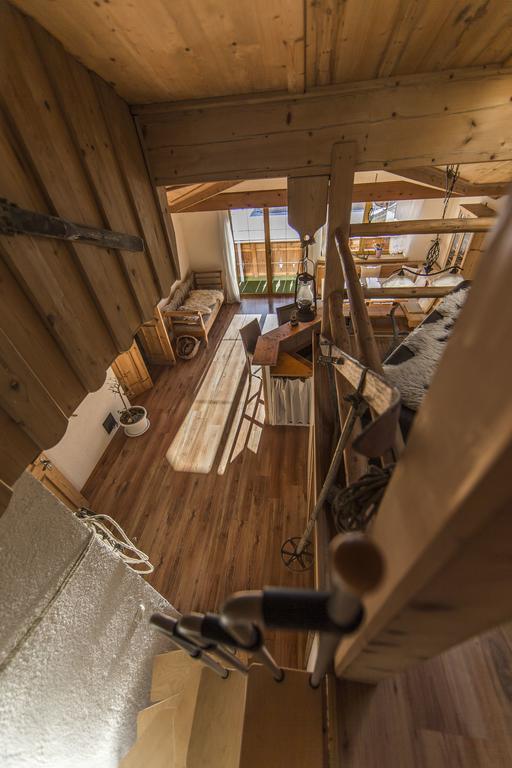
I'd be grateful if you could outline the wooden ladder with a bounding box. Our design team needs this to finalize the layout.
[120,649,324,768]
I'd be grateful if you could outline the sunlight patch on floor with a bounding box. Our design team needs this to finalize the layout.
[166,314,262,474]
[217,314,277,474]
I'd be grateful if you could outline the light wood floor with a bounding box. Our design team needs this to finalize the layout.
[84,297,312,668]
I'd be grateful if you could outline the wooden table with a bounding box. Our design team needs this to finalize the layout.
[253,312,322,367]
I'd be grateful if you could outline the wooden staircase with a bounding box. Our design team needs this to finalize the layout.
[121,649,324,768]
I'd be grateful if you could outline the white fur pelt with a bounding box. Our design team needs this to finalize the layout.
[383,287,469,410]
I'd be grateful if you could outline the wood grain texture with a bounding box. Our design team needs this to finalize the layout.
[137,67,512,184]
[169,180,470,213]
[322,142,355,338]
[351,216,495,237]
[335,195,512,682]
[306,0,512,88]
[336,622,512,768]
[287,175,329,241]
[0,2,176,491]
[84,298,313,669]
[11,0,512,102]
[238,666,323,768]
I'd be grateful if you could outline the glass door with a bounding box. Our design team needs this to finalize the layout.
[229,205,302,296]
[268,206,301,295]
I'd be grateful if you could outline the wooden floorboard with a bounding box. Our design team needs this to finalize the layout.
[84,297,312,668]
[336,621,512,767]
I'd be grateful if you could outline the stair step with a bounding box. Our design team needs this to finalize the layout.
[238,666,323,768]
[137,696,180,738]
[124,658,324,767]
[151,650,200,703]
[187,667,248,768]
[121,709,175,768]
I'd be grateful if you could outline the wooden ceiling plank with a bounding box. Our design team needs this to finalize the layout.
[280,0,305,93]
[377,0,426,78]
[137,67,512,185]
[11,0,512,103]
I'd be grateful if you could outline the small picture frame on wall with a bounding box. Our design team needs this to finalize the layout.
[102,412,118,435]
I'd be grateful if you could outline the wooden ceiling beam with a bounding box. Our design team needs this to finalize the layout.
[135,67,512,186]
[170,179,499,214]
[351,217,494,237]
[395,166,509,197]
[166,181,237,212]
[178,188,288,212]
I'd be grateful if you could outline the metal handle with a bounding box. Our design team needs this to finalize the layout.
[178,613,250,675]
[221,595,285,682]
[150,613,229,679]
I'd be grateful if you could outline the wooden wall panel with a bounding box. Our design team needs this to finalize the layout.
[0,1,177,503]
[0,479,13,517]
[0,409,40,488]
[31,25,157,320]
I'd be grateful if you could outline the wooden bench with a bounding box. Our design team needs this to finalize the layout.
[161,270,224,347]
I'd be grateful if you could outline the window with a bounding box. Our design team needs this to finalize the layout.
[349,201,397,257]
[230,207,301,295]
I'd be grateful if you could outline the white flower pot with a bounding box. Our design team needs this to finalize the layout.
[120,407,150,437]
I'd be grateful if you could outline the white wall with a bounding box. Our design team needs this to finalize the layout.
[172,210,225,273]
[171,212,191,279]
[46,368,129,491]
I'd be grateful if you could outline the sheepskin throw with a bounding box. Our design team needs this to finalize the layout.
[179,288,224,315]
[383,283,470,411]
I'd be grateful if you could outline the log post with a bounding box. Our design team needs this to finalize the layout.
[334,199,512,683]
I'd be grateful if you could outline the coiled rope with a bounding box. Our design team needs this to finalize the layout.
[76,508,154,574]
[330,464,395,533]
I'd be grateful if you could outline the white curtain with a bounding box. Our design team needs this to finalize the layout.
[310,223,327,264]
[219,211,240,303]
[270,378,311,426]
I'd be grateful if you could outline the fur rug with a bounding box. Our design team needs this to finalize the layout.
[383,284,470,411]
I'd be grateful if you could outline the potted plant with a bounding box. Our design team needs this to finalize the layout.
[108,378,150,437]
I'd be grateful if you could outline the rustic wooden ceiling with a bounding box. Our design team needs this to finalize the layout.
[11,0,512,104]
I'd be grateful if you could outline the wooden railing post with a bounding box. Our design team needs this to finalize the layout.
[334,197,512,683]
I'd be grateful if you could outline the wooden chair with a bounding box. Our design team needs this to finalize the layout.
[276,302,297,326]
[240,319,262,379]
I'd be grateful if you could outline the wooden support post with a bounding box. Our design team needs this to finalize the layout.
[334,198,512,683]
[262,207,273,294]
[335,231,382,373]
[322,143,356,340]
[321,144,361,484]
[312,331,334,590]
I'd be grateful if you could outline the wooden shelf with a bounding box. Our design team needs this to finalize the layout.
[270,351,313,378]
